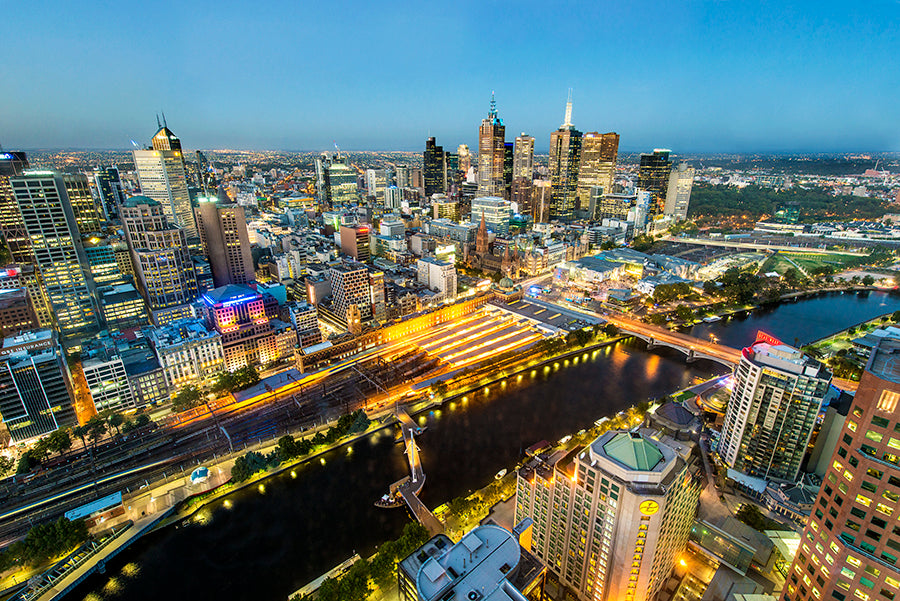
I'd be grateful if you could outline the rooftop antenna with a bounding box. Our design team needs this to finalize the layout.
[161,111,168,128]
[563,88,573,128]
[156,114,162,129]
[490,90,496,116]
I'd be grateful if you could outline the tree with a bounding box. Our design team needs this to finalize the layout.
[107,413,125,436]
[600,240,616,250]
[172,385,202,412]
[16,451,39,474]
[135,413,152,428]
[72,425,89,449]
[86,415,107,446]
[603,323,620,337]
[0,455,14,477]
[862,275,875,287]
[675,305,693,321]
[46,429,72,455]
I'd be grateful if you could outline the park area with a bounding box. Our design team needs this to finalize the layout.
[760,251,864,276]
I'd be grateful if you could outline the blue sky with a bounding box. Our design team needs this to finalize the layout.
[1,1,898,152]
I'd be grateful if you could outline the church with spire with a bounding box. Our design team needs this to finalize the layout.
[468,209,520,277]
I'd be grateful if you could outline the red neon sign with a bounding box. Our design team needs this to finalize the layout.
[755,330,783,346]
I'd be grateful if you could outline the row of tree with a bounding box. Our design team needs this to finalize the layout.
[230,410,371,483]
[171,366,262,414]
[291,522,430,601]
[0,517,89,571]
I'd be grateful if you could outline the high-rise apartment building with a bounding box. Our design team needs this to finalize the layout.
[10,171,100,339]
[133,148,197,238]
[719,333,832,482]
[394,165,411,190]
[477,94,506,198]
[319,154,360,205]
[120,196,198,323]
[0,329,75,443]
[365,168,388,202]
[513,133,535,181]
[93,166,125,221]
[781,336,900,601]
[515,428,702,601]
[195,198,254,287]
[424,137,447,198]
[417,257,457,300]
[0,151,32,263]
[577,132,619,216]
[638,150,672,218]
[384,186,402,210]
[326,263,372,323]
[664,163,695,221]
[549,96,583,222]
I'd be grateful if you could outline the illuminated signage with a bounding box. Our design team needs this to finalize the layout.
[755,331,783,346]
[0,153,14,161]
[639,500,659,515]
[0,268,20,278]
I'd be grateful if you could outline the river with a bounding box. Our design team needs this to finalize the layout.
[73,290,900,601]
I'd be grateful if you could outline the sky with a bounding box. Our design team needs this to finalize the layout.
[1,0,899,153]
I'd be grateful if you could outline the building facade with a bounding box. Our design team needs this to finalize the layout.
[195,198,255,287]
[638,150,672,218]
[781,336,900,601]
[0,151,32,264]
[472,196,512,237]
[577,132,619,216]
[549,98,583,222]
[149,318,225,390]
[664,163,695,221]
[478,94,507,198]
[133,148,197,238]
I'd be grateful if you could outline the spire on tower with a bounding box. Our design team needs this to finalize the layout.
[489,91,496,117]
[563,88,573,128]
[161,111,168,128]
[156,114,161,129]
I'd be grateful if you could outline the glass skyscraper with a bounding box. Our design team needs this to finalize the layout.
[549,97,582,222]
[477,94,506,198]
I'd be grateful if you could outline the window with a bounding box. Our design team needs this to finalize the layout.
[872,416,890,428]
[858,495,873,507]
[878,391,900,412]
[867,431,885,443]
[868,468,885,479]
[863,481,879,493]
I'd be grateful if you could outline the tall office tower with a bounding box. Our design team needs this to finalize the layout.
[577,132,619,215]
[781,336,900,601]
[365,168,388,202]
[395,165,411,190]
[0,288,38,338]
[664,163,695,221]
[63,174,102,235]
[0,265,53,328]
[326,263,372,322]
[195,198,254,287]
[424,137,447,198]
[457,144,471,175]
[477,93,506,198]
[719,332,832,482]
[339,224,371,262]
[503,141,515,199]
[9,172,100,339]
[0,152,31,264]
[93,166,125,221]
[121,196,198,324]
[638,150,672,218]
[472,196,512,237]
[512,134,536,211]
[133,148,197,238]
[151,118,182,152]
[0,329,75,443]
[384,186,402,210]
[325,155,360,205]
[515,428,702,601]
[549,94,583,222]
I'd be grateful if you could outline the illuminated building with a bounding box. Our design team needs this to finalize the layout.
[664,163,694,221]
[201,284,295,370]
[326,263,372,323]
[432,196,459,221]
[577,132,619,215]
[515,429,702,601]
[478,93,507,198]
[120,196,198,324]
[98,284,150,331]
[424,137,447,198]
[417,257,457,301]
[384,185,402,210]
[316,153,359,206]
[288,302,322,348]
[339,225,371,262]
[504,141,514,198]
[93,166,125,221]
[0,265,52,328]
[151,122,182,152]
[0,329,75,443]
[148,318,225,389]
[81,339,134,412]
[549,95,583,222]
[397,523,545,601]
[780,336,900,601]
[457,144,471,176]
[9,171,100,339]
[365,168,388,202]
[638,150,672,218]
[195,198,254,287]
[0,151,32,263]
[133,148,197,238]
[84,236,132,287]
[472,196,512,237]
[512,134,535,212]
[719,333,832,482]
[0,288,37,337]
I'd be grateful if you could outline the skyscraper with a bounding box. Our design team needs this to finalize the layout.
[719,332,832,482]
[577,132,619,217]
[664,163,695,221]
[780,335,900,601]
[423,137,447,198]
[0,151,32,264]
[456,144,471,176]
[549,94,582,222]
[503,141,514,199]
[477,93,506,198]
[316,153,359,205]
[93,166,125,221]
[515,427,702,601]
[638,150,672,218]
[512,135,536,211]
[133,148,197,238]
[10,171,100,339]
[121,196,198,324]
[195,198,255,287]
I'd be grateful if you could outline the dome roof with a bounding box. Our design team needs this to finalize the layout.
[498,276,514,290]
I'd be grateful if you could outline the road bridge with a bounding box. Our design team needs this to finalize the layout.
[607,315,742,367]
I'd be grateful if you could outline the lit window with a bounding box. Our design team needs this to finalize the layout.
[878,391,900,413]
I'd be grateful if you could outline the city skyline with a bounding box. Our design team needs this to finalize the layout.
[2,1,899,153]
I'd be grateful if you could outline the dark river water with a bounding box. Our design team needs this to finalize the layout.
[74,290,900,601]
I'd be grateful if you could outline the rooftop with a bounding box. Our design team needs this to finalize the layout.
[121,195,159,207]
[601,431,664,471]
[868,336,900,383]
[202,284,259,306]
